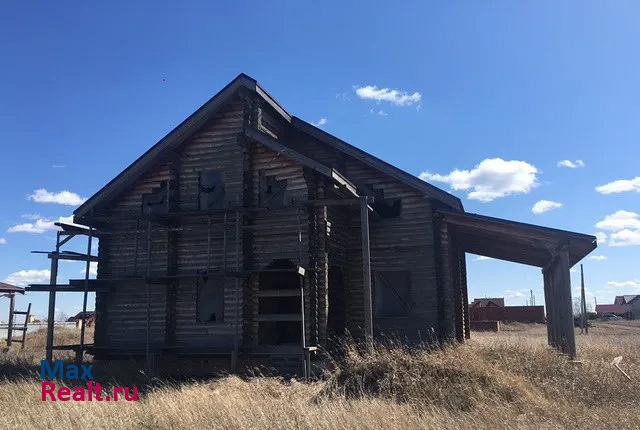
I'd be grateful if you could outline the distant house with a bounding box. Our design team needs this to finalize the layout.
[470,298,505,308]
[596,295,640,319]
[469,297,545,324]
[67,311,97,328]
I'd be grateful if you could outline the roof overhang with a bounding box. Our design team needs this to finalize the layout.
[75,74,287,220]
[291,117,463,210]
[438,209,597,268]
[0,282,25,295]
[244,128,358,197]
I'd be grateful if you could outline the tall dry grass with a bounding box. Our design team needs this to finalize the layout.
[0,323,638,429]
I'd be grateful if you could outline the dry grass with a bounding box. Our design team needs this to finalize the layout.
[0,323,638,429]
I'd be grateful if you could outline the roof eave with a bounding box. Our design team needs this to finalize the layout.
[74,74,266,220]
[290,117,463,210]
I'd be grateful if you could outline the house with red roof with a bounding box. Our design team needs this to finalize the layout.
[596,295,640,319]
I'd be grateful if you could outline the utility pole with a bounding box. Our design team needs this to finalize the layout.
[530,289,535,307]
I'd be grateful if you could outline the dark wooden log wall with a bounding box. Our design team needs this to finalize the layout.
[171,99,245,348]
[243,141,312,346]
[325,202,352,343]
[92,91,452,353]
[286,133,441,342]
[96,98,246,350]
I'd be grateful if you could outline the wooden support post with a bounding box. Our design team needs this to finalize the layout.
[78,228,93,364]
[437,221,455,343]
[46,232,61,363]
[542,267,555,347]
[232,207,241,371]
[6,293,15,347]
[20,303,31,349]
[558,248,576,358]
[145,216,152,372]
[360,196,373,344]
[300,275,308,379]
[580,264,588,335]
[460,253,471,340]
[297,208,309,379]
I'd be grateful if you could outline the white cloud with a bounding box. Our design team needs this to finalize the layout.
[21,213,42,220]
[607,280,640,289]
[51,164,66,169]
[474,256,493,261]
[587,255,607,261]
[0,238,6,245]
[3,269,50,287]
[7,215,73,234]
[595,211,640,247]
[594,231,608,245]
[595,210,640,231]
[609,229,640,247]
[355,85,422,107]
[28,189,87,206]
[313,118,328,127]
[532,200,563,214]
[595,177,640,194]
[369,108,388,117]
[420,158,539,202]
[557,159,585,169]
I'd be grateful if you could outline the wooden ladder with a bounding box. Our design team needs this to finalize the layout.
[7,303,31,349]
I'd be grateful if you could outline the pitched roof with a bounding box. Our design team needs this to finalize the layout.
[291,118,462,209]
[616,295,640,304]
[470,298,505,308]
[67,311,96,322]
[0,282,24,294]
[74,73,462,219]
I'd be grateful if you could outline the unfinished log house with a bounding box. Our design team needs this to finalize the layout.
[30,74,597,372]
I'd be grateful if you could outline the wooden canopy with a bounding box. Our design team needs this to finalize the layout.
[438,210,597,268]
[438,209,597,358]
[0,282,24,295]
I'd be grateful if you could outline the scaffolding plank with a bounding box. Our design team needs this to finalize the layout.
[27,284,107,293]
[257,314,302,322]
[51,344,94,351]
[54,222,92,236]
[257,289,301,297]
[31,251,99,263]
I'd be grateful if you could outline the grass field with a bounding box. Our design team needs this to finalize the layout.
[0,322,638,429]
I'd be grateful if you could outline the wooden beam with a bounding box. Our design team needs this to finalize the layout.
[78,229,94,365]
[257,314,302,322]
[360,196,373,343]
[45,232,61,363]
[6,293,15,347]
[580,264,588,335]
[542,267,555,347]
[556,247,576,358]
[257,289,301,297]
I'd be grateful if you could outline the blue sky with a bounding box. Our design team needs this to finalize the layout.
[1,1,639,320]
